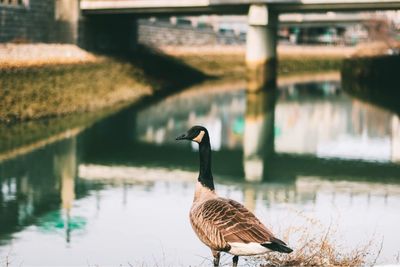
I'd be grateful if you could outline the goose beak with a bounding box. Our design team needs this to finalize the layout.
[176,133,188,141]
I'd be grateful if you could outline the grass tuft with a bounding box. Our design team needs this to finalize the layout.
[254,215,381,267]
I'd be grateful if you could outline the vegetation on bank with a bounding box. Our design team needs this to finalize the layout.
[174,53,343,78]
[0,61,150,123]
[0,45,206,124]
[162,45,347,78]
[175,54,334,79]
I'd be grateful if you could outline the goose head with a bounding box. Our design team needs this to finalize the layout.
[176,125,209,144]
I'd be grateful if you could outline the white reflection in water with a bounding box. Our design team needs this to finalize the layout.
[275,98,398,162]
[136,79,400,163]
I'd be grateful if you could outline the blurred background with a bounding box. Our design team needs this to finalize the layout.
[1,0,400,266]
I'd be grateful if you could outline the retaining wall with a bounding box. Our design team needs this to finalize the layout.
[138,21,245,46]
[0,0,78,43]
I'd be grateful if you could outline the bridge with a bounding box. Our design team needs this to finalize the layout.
[80,0,400,14]
[280,12,377,27]
[78,0,400,91]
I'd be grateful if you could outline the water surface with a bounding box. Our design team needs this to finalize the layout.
[1,74,400,266]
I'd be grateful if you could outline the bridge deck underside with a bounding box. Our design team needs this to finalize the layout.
[81,1,400,15]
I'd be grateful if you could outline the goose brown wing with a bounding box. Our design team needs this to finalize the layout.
[190,202,231,251]
[195,198,275,245]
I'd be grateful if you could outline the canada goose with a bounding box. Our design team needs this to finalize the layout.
[176,125,293,267]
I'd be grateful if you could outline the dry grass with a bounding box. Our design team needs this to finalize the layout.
[252,214,381,267]
[0,61,151,123]
[0,45,206,124]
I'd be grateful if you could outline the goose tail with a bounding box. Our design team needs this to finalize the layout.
[261,237,293,253]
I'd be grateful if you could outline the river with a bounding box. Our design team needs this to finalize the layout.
[0,73,399,266]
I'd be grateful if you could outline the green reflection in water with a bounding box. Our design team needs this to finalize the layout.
[37,211,86,232]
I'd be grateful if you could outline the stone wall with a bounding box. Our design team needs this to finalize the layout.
[138,20,245,46]
[0,0,79,43]
[0,5,244,47]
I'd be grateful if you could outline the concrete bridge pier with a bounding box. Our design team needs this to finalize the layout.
[53,137,77,243]
[54,0,80,44]
[246,5,278,92]
[80,15,138,53]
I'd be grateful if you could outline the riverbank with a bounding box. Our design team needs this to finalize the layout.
[162,44,354,77]
[0,43,207,157]
[0,44,206,124]
[0,44,351,124]
[0,61,150,123]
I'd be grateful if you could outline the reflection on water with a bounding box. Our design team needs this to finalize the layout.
[0,138,88,246]
[136,77,400,183]
[276,85,399,162]
[243,90,275,181]
[137,79,400,164]
[1,75,400,265]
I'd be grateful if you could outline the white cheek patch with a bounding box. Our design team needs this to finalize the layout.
[192,130,205,143]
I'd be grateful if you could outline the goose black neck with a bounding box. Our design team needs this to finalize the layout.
[198,138,214,191]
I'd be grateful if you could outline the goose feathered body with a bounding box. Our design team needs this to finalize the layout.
[190,182,291,256]
[176,126,292,266]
